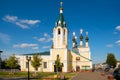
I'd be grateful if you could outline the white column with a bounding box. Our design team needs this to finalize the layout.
[86,42,89,47]
[80,41,83,46]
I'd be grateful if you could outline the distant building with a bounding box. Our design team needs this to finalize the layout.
[94,61,120,70]
[16,2,92,72]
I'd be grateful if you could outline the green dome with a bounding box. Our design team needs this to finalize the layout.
[80,35,83,41]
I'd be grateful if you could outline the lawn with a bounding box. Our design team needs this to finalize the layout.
[0,71,76,80]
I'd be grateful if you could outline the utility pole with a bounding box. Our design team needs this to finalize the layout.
[26,56,31,80]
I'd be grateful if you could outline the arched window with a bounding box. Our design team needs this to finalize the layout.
[58,28,61,35]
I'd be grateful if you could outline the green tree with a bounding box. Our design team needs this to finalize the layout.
[106,53,117,68]
[55,55,63,73]
[31,53,42,75]
[5,54,19,73]
[1,60,6,69]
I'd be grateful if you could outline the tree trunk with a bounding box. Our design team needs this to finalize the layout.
[57,67,58,74]
[34,70,37,76]
[34,68,38,76]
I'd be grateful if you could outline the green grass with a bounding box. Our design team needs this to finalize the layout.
[0,71,9,77]
[0,71,76,80]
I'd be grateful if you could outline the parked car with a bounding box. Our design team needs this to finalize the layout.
[104,64,111,72]
[113,64,120,80]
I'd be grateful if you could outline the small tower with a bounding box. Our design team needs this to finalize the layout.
[85,32,89,47]
[72,32,77,48]
[53,2,68,48]
[79,29,83,46]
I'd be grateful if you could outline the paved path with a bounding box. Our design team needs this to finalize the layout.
[71,72,108,80]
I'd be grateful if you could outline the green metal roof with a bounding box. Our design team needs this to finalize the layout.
[56,13,66,28]
[86,36,89,42]
[58,13,64,23]
[22,51,50,56]
[56,4,67,28]
[80,34,83,41]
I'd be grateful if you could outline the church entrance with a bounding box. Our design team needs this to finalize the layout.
[76,66,80,72]
[54,65,62,72]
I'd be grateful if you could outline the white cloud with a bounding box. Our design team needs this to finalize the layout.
[3,15,40,29]
[13,43,38,48]
[3,15,18,22]
[32,47,39,50]
[43,33,52,42]
[116,26,120,31]
[0,32,11,44]
[115,40,120,46]
[42,46,51,49]
[16,22,29,29]
[106,44,113,48]
[38,38,46,42]
[38,33,52,42]
[44,33,48,37]
[20,20,40,25]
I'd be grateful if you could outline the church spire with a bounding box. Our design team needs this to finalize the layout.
[85,32,89,47]
[85,32,89,42]
[80,29,83,46]
[72,32,77,48]
[56,2,66,27]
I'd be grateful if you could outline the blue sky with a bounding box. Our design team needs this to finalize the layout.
[0,0,120,63]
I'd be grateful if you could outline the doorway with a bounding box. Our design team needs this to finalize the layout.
[54,65,62,72]
[76,66,80,72]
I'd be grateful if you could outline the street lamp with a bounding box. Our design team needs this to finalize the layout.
[26,56,31,80]
[0,51,3,69]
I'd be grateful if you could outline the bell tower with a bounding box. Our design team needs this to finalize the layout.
[50,2,69,72]
[53,2,68,48]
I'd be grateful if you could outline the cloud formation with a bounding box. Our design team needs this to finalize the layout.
[20,20,40,25]
[32,47,39,50]
[3,15,40,29]
[42,46,51,49]
[38,33,52,42]
[115,40,120,46]
[38,38,46,42]
[0,32,11,44]
[13,43,38,49]
[116,26,120,31]
[16,22,28,29]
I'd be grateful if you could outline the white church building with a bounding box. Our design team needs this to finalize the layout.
[16,2,92,72]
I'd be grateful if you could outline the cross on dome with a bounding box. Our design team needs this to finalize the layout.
[86,32,88,36]
[75,36,77,39]
[80,29,83,34]
[73,32,75,36]
[60,2,63,7]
